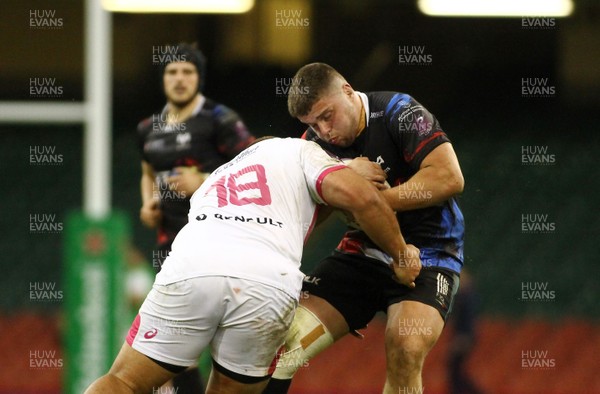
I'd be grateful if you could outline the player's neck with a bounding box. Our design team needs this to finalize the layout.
[355,95,366,137]
[167,94,202,123]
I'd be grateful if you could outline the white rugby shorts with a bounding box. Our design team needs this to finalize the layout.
[126,276,297,378]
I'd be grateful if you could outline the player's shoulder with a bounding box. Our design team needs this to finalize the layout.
[199,97,238,120]
[366,91,414,114]
[136,112,159,136]
[264,137,319,154]
[265,136,307,149]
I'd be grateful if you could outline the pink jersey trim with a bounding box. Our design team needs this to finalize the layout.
[316,165,346,204]
[126,314,141,346]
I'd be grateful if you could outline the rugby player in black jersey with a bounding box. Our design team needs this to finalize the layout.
[137,43,255,393]
[264,63,465,394]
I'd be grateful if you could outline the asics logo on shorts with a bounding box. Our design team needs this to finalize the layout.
[144,328,158,339]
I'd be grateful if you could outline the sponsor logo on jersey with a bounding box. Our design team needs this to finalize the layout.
[196,213,284,228]
[398,106,434,136]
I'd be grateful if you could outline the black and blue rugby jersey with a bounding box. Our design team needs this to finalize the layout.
[304,91,464,272]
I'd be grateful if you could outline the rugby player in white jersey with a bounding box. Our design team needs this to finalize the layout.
[85,137,420,394]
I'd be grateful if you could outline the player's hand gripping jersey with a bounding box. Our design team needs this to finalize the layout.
[155,138,345,298]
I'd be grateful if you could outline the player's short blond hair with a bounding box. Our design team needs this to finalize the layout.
[287,63,345,118]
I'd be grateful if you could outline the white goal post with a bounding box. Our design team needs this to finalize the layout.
[0,0,112,219]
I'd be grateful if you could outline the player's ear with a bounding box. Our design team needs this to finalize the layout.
[342,83,354,96]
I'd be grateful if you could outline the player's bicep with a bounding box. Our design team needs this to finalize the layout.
[319,168,372,210]
[300,141,345,204]
[420,142,464,191]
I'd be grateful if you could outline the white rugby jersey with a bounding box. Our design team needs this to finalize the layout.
[155,138,346,298]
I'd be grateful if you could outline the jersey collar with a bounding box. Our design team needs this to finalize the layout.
[356,91,370,128]
[161,94,206,119]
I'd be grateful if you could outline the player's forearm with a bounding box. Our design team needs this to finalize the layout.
[383,166,463,211]
[321,168,407,258]
[352,195,407,260]
[140,173,156,204]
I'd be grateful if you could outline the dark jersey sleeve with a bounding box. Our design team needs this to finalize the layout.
[136,116,154,162]
[212,104,255,159]
[385,94,450,171]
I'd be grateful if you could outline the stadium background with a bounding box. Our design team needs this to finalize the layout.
[1,0,599,393]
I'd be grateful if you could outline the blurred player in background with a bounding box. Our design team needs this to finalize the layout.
[137,43,255,393]
[447,269,484,394]
[85,136,421,394]
[264,63,465,394]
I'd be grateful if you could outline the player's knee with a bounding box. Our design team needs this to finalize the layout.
[387,319,439,351]
[385,334,431,372]
[271,305,334,380]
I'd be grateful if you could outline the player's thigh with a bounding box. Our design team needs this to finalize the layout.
[211,277,297,379]
[385,268,460,358]
[128,278,223,370]
[386,300,444,355]
[107,342,177,392]
[301,252,383,334]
